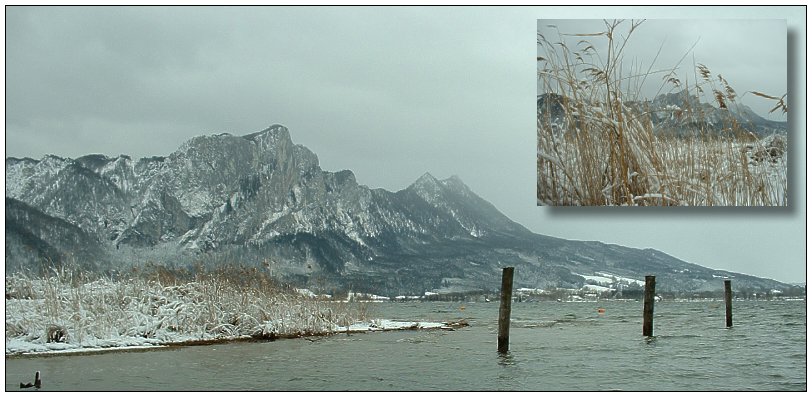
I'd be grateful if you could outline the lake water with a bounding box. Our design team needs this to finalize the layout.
[5,300,806,391]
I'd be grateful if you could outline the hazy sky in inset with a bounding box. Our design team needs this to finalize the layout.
[537,18,788,121]
[4,6,806,283]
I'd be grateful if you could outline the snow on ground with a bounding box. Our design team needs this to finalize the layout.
[581,284,615,293]
[5,274,465,357]
[578,272,644,287]
[346,320,451,332]
[346,291,390,302]
[517,288,545,295]
[5,339,170,356]
[578,274,614,285]
[6,319,458,357]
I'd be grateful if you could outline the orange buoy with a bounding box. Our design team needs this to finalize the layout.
[597,308,606,314]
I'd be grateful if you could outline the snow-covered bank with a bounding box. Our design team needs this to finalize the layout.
[6,319,468,357]
[5,271,468,357]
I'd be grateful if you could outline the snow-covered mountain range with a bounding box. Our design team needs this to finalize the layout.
[538,90,788,138]
[6,125,789,295]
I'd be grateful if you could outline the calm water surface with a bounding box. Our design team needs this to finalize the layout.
[5,300,806,391]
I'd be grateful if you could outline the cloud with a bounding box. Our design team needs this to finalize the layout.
[4,6,804,283]
[537,19,787,120]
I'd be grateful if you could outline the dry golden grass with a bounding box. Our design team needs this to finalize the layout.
[537,20,787,206]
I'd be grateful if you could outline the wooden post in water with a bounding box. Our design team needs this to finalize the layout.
[643,275,656,337]
[724,280,733,327]
[497,267,514,354]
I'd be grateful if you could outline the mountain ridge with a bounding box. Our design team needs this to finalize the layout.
[538,90,788,138]
[5,125,791,295]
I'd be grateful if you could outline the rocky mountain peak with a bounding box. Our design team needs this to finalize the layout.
[651,89,702,108]
[406,173,473,201]
[413,171,439,185]
[406,172,447,204]
[242,123,290,141]
[441,174,469,191]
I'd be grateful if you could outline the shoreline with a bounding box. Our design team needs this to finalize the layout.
[5,319,469,359]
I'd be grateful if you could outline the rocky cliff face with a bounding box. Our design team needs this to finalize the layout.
[6,125,789,294]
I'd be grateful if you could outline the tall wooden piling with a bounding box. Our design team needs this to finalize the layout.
[643,275,656,337]
[497,267,514,353]
[724,280,733,327]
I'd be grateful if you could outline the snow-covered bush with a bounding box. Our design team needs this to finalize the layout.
[5,266,372,354]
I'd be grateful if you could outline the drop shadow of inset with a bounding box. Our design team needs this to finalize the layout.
[786,26,800,210]
[546,200,796,217]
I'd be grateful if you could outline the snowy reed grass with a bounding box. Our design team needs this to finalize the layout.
[537,19,787,206]
[5,264,371,350]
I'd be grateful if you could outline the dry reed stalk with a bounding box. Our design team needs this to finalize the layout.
[5,264,372,348]
[537,20,786,206]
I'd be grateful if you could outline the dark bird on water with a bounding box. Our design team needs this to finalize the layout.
[19,371,41,389]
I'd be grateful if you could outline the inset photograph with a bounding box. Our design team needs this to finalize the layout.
[537,19,787,206]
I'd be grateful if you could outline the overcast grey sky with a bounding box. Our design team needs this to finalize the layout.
[4,6,806,283]
[537,19,788,121]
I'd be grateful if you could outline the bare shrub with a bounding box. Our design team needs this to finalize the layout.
[5,264,372,350]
